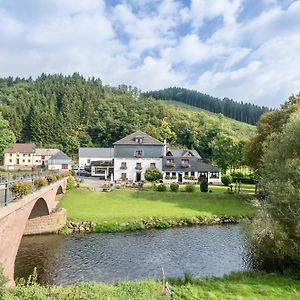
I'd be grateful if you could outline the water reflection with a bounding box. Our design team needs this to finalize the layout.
[15,225,249,285]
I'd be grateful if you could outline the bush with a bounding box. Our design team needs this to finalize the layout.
[46,175,57,183]
[156,184,167,192]
[55,174,62,180]
[10,181,32,196]
[200,179,208,192]
[34,178,47,188]
[145,167,163,182]
[170,182,179,192]
[221,175,233,186]
[185,184,196,193]
[66,176,75,190]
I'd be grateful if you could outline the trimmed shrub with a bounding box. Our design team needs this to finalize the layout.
[221,175,233,186]
[46,175,57,183]
[10,181,32,196]
[185,184,196,193]
[200,179,208,192]
[156,184,167,192]
[170,182,179,192]
[34,177,47,188]
[145,167,163,182]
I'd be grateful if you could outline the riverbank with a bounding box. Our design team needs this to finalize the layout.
[58,187,256,233]
[3,272,300,299]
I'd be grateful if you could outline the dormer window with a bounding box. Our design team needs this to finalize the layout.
[181,159,190,168]
[134,137,143,144]
[165,159,175,167]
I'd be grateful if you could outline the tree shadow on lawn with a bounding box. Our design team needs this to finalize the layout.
[126,189,254,217]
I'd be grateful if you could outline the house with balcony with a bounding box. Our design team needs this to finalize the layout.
[113,131,164,182]
[78,131,221,183]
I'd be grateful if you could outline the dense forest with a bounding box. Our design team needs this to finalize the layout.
[0,73,255,169]
[144,87,269,125]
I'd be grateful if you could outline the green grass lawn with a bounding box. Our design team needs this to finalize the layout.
[5,272,300,299]
[59,186,256,223]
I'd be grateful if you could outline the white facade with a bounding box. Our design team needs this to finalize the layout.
[4,152,34,170]
[114,158,162,182]
[163,170,221,184]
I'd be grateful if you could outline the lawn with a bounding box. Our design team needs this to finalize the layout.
[59,186,256,223]
[4,272,300,299]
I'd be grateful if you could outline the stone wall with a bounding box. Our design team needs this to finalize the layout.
[24,208,66,235]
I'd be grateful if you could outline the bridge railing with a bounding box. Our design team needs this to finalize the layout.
[0,171,67,207]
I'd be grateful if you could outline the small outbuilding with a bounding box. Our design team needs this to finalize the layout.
[48,151,72,171]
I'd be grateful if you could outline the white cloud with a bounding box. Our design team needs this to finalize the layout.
[0,0,299,107]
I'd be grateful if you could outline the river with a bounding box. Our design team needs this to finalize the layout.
[15,225,250,285]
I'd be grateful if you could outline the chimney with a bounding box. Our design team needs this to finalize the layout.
[163,139,167,156]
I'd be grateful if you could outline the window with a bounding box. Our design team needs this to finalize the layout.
[121,173,127,179]
[136,162,142,170]
[166,172,170,176]
[185,172,189,176]
[172,172,177,177]
[120,162,127,169]
[41,155,45,160]
[23,153,26,157]
[22,159,25,163]
[28,159,31,163]
[87,159,91,164]
[210,172,219,178]
[150,162,156,168]
[135,137,143,143]
[166,159,175,167]
[9,153,12,157]
[181,159,189,168]
[9,159,12,163]
[135,150,143,158]
[191,171,195,176]
[36,160,39,163]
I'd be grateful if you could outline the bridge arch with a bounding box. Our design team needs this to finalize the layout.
[56,185,64,196]
[28,198,49,219]
[0,178,68,286]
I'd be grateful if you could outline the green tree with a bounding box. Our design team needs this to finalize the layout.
[209,133,241,172]
[247,108,300,272]
[0,112,15,156]
[61,136,80,155]
[144,167,163,182]
[245,97,300,170]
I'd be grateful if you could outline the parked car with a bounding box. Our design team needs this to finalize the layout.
[76,170,91,177]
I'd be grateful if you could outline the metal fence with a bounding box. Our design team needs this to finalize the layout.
[0,171,60,207]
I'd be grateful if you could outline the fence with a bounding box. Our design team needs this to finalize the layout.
[0,171,60,207]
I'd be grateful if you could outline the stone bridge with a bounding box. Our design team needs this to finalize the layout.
[0,178,67,286]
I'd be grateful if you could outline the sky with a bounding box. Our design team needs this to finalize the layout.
[0,0,299,107]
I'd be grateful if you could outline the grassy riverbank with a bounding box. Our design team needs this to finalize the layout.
[3,272,300,299]
[58,186,256,232]
[59,187,255,222]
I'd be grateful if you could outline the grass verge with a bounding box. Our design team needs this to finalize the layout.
[3,272,300,300]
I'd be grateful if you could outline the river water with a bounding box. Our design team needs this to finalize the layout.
[15,225,250,285]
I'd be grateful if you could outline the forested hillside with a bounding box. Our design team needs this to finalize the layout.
[0,74,255,168]
[144,87,269,125]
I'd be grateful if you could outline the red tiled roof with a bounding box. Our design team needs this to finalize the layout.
[4,143,36,154]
